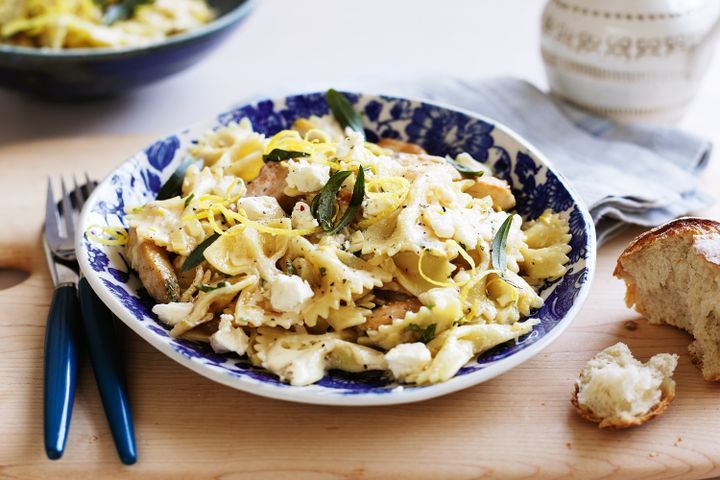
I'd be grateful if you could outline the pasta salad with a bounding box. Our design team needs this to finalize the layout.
[93,91,572,386]
[0,0,214,49]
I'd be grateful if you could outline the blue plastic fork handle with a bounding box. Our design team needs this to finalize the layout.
[44,283,80,461]
[78,277,137,466]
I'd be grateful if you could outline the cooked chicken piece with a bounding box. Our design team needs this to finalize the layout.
[359,297,422,332]
[245,162,296,211]
[378,138,427,155]
[465,176,516,210]
[126,228,180,304]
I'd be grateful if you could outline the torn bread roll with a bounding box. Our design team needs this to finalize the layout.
[614,217,720,381]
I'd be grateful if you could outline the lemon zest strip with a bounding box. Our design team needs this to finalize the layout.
[85,225,128,246]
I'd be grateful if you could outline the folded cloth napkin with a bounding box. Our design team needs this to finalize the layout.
[370,77,714,244]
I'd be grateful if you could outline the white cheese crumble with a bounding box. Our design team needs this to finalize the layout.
[266,343,327,386]
[285,159,330,193]
[269,274,314,313]
[210,314,250,356]
[385,343,432,381]
[291,201,319,230]
[237,196,285,220]
[152,302,193,326]
[421,201,495,250]
[419,287,460,310]
[335,128,366,163]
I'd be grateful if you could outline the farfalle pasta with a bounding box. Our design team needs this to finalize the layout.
[121,106,572,387]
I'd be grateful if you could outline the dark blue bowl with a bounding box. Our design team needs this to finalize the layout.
[0,0,256,99]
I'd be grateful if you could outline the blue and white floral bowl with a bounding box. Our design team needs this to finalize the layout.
[77,92,596,406]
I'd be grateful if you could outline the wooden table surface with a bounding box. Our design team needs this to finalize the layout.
[1,135,719,480]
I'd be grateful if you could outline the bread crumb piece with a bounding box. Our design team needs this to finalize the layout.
[674,437,683,446]
[572,343,678,428]
[649,451,658,457]
[624,320,638,331]
[565,442,572,449]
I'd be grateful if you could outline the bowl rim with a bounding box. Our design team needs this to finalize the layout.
[76,90,597,406]
[0,0,257,59]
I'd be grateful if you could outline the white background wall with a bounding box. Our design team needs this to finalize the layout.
[0,0,718,145]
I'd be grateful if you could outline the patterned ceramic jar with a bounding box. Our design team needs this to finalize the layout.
[541,0,720,123]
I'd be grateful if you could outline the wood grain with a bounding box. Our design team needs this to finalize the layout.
[0,136,719,480]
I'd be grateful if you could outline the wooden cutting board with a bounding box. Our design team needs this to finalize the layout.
[1,135,719,480]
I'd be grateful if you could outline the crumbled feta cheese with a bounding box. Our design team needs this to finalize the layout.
[266,343,327,386]
[269,274,314,313]
[210,314,250,356]
[291,202,319,230]
[421,200,494,250]
[152,302,193,326]
[237,196,285,220]
[419,287,461,311]
[335,128,366,163]
[385,343,432,381]
[285,160,330,193]
[365,154,404,177]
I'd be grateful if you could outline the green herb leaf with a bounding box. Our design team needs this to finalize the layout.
[285,259,297,276]
[183,193,195,208]
[157,157,199,200]
[326,89,364,137]
[263,149,310,162]
[197,281,228,293]
[319,267,327,277]
[406,323,437,343]
[420,323,437,343]
[445,155,485,178]
[312,170,352,231]
[181,233,220,272]
[328,167,365,235]
[491,216,514,273]
[103,0,153,25]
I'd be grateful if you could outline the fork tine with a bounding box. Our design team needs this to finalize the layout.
[72,175,85,208]
[85,172,96,195]
[60,177,74,239]
[45,178,61,242]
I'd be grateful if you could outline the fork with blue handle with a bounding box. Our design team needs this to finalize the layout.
[44,175,136,465]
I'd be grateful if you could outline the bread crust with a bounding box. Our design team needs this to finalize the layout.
[613,217,720,278]
[613,217,720,382]
[688,344,720,382]
[571,377,676,429]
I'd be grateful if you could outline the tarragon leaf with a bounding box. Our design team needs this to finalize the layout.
[103,0,153,25]
[157,157,199,200]
[491,215,514,274]
[328,167,364,235]
[326,89,364,137]
[445,155,485,178]
[181,233,220,272]
[263,149,310,162]
[311,170,352,231]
